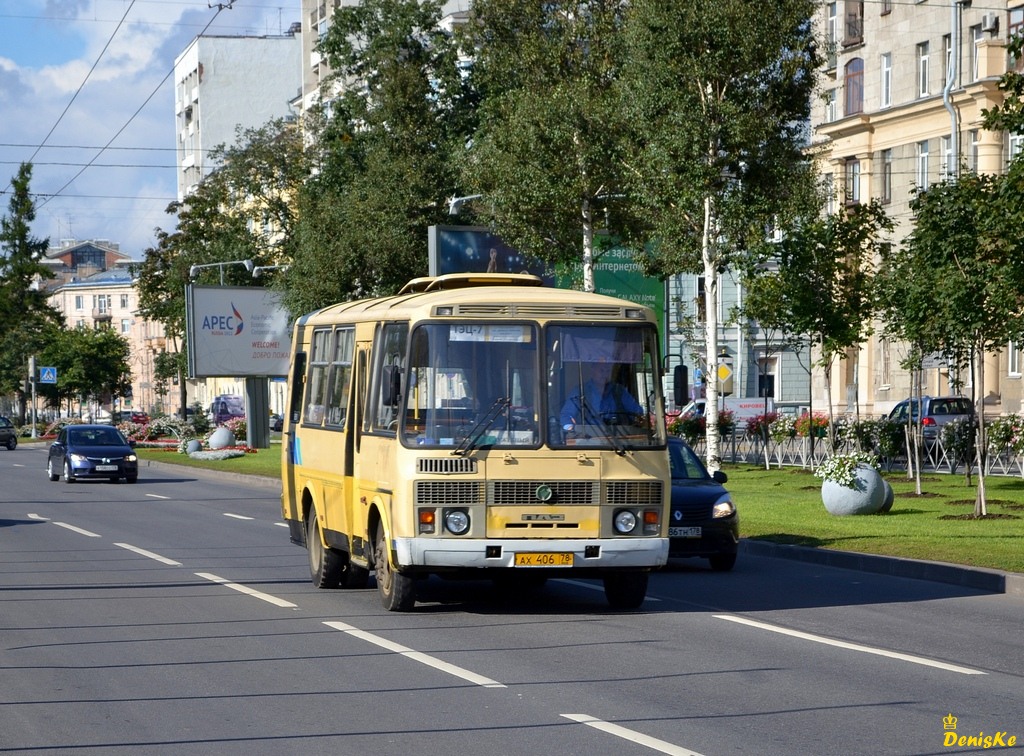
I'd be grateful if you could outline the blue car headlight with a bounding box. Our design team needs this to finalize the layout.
[70,453,88,464]
[126,454,138,463]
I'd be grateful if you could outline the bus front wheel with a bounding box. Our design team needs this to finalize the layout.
[374,522,415,612]
[603,571,649,610]
[307,509,344,589]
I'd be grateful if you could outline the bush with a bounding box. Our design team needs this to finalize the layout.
[746,412,778,439]
[941,417,977,474]
[814,450,880,488]
[768,413,796,442]
[795,412,828,438]
[669,408,734,443]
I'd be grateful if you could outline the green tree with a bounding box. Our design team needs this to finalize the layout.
[770,201,892,434]
[37,326,133,416]
[286,0,469,315]
[876,174,1021,516]
[619,0,821,471]
[0,163,62,423]
[457,0,641,291]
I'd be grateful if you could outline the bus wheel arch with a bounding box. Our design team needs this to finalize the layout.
[370,513,416,612]
[602,570,649,610]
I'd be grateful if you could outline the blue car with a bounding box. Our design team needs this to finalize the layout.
[47,424,139,484]
[667,437,739,571]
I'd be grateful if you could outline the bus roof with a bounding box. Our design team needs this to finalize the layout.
[295,275,657,327]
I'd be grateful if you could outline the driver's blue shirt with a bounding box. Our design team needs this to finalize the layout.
[560,380,643,427]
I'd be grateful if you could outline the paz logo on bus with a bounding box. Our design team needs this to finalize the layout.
[200,303,245,336]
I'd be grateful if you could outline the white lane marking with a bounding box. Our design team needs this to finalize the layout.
[27,513,48,521]
[224,513,254,520]
[145,493,170,500]
[715,614,986,675]
[324,620,506,688]
[195,572,298,609]
[53,522,101,537]
[561,713,703,755]
[274,522,289,527]
[115,543,182,566]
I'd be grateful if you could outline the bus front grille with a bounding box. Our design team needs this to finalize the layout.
[417,457,478,474]
[490,480,598,505]
[606,481,663,506]
[415,481,484,505]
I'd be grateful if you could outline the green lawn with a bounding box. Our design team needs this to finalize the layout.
[136,447,1024,575]
[722,463,1024,574]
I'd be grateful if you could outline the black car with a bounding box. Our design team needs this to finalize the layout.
[0,416,17,450]
[270,413,284,432]
[47,424,139,484]
[667,436,739,571]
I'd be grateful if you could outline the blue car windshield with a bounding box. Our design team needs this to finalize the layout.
[69,429,124,446]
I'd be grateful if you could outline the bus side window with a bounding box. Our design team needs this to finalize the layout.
[372,323,408,432]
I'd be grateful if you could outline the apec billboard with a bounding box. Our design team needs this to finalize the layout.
[186,285,291,378]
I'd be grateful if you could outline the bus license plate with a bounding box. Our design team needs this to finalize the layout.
[514,552,573,567]
[669,526,701,538]
[95,465,118,472]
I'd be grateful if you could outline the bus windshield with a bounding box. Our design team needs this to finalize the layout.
[402,323,540,448]
[547,324,663,449]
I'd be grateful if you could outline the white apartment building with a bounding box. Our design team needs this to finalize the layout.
[811,0,1024,417]
[174,29,302,200]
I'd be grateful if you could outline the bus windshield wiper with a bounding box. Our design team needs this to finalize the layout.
[452,397,510,456]
[577,396,627,455]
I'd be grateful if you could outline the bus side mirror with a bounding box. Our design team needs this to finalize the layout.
[673,365,688,406]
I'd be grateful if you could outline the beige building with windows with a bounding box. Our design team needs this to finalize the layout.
[812,0,1024,416]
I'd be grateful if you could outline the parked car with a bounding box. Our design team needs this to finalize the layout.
[270,413,283,432]
[47,424,138,484]
[0,416,17,450]
[887,396,975,442]
[667,436,739,571]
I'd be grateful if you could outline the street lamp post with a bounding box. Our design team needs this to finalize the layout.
[188,259,255,284]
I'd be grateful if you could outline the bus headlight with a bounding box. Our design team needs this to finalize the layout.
[443,508,470,535]
[613,509,638,534]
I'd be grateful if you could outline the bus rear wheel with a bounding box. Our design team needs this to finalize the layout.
[374,522,415,612]
[603,571,649,610]
[307,509,344,589]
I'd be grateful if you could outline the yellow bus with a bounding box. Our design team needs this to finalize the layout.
[281,273,670,611]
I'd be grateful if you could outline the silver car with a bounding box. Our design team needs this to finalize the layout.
[888,396,975,442]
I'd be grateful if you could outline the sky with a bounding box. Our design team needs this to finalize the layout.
[0,0,300,260]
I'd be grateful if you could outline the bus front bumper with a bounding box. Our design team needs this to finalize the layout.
[394,537,669,570]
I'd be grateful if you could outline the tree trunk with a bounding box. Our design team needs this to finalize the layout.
[974,342,988,517]
[581,200,595,293]
[702,194,721,473]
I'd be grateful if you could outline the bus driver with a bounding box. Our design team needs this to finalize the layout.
[560,361,644,433]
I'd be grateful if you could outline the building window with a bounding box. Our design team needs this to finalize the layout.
[971,25,983,81]
[917,141,930,190]
[1011,133,1024,163]
[881,0,892,15]
[917,42,930,97]
[969,129,980,172]
[120,293,129,309]
[941,135,952,180]
[695,276,706,324]
[825,89,837,122]
[880,53,892,108]
[844,0,863,46]
[75,295,84,310]
[845,159,861,204]
[121,319,131,334]
[825,173,836,215]
[827,2,838,68]
[1009,342,1021,377]
[881,149,893,204]
[943,34,952,87]
[1011,9,1024,72]
[845,58,864,115]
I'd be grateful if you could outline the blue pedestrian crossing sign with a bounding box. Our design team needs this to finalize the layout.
[39,367,57,384]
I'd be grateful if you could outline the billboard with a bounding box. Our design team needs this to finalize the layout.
[428,225,556,284]
[186,285,292,378]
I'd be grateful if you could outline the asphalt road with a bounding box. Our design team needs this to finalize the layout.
[1,444,1022,755]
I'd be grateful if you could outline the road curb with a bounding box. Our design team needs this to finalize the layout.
[141,458,281,490]
[740,538,1024,597]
